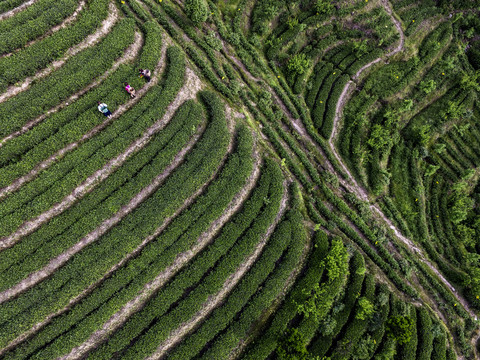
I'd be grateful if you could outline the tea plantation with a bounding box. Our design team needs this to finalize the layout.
[0,0,479,359]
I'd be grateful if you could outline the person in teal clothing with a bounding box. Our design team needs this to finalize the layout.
[97,101,112,118]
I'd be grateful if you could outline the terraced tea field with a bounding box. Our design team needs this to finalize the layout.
[0,0,479,359]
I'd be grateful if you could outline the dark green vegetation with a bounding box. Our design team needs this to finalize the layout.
[0,0,479,359]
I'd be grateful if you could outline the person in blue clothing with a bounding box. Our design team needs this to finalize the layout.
[97,101,112,118]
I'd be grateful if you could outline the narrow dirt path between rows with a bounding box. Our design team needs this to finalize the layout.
[0,8,122,147]
[0,66,202,303]
[0,30,150,201]
[228,215,312,360]
[327,0,477,320]
[0,2,119,105]
[148,178,289,360]
[0,64,197,254]
[0,0,39,21]
[59,131,261,360]
[0,0,86,60]
[0,102,218,357]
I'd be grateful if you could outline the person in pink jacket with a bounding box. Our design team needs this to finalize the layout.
[124,82,136,98]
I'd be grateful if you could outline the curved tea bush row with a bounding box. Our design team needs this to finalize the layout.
[0,0,32,13]
[431,334,447,360]
[0,17,135,139]
[6,116,251,360]
[416,307,434,360]
[86,157,281,360]
[305,62,333,109]
[0,0,79,55]
[168,206,306,360]
[0,21,162,187]
[366,284,391,355]
[396,304,418,360]
[137,20,162,70]
[0,0,74,34]
[311,69,339,129]
[320,73,350,138]
[0,99,199,293]
[88,154,280,360]
[0,0,110,90]
[0,44,183,242]
[329,274,375,360]
[308,252,366,357]
[0,90,231,348]
[346,48,383,76]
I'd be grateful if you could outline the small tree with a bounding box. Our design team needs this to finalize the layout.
[356,297,375,320]
[424,164,440,177]
[386,315,414,344]
[419,79,437,94]
[316,0,334,15]
[287,53,311,75]
[276,328,309,360]
[400,99,414,113]
[367,124,391,150]
[185,0,208,26]
[460,70,480,91]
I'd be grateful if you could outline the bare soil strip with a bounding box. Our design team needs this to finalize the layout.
[0,10,121,151]
[147,179,289,360]
[0,0,39,21]
[0,117,217,357]
[0,68,203,304]
[0,32,155,201]
[0,2,119,105]
[0,0,87,60]
[58,137,262,360]
[0,66,200,252]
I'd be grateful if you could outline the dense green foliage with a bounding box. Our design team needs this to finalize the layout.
[0,0,478,358]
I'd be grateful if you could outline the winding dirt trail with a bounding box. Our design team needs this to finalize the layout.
[219,0,477,320]
[0,30,149,201]
[0,0,39,21]
[58,136,262,360]
[146,179,288,360]
[327,0,477,319]
[0,2,119,105]
[0,0,86,60]
[0,67,204,303]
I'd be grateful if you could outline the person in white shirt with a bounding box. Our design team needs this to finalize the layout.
[139,68,151,82]
[97,101,112,118]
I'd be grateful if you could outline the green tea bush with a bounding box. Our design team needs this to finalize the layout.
[184,0,208,25]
